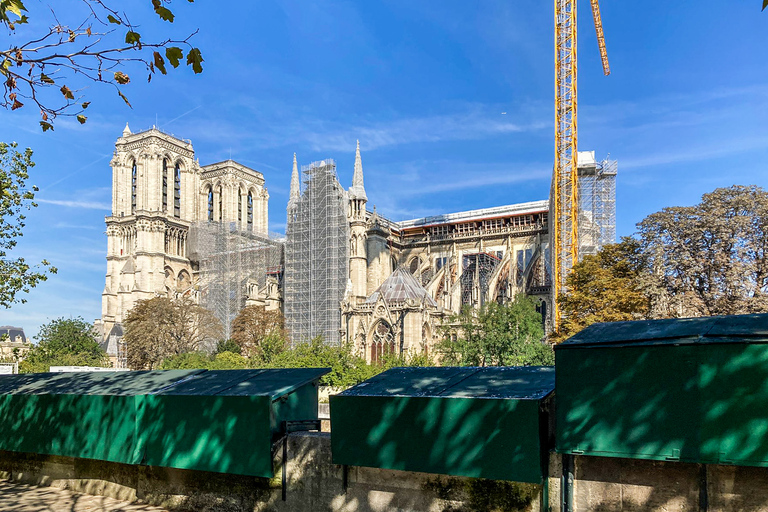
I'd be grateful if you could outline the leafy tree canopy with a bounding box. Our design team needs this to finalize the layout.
[123,296,223,370]
[0,142,56,307]
[230,305,287,360]
[439,296,553,367]
[556,185,768,342]
[553,237,650,342]
[1,0,203,129]
[638,185,768,318]
[20,316,108,372]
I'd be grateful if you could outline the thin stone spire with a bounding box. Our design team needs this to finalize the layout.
[349,139,367,201]
[122,122,131,137]
[289,152,300,205]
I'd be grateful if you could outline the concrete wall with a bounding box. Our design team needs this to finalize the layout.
[5,434,768,512]
[0,433,540,512]
[547,453,768,512]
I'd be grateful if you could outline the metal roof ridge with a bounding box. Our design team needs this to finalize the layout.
[434,367,484,396]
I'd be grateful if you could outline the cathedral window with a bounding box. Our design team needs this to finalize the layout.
[173,163,181,218]
[217,185,223,221]
[131,160,137,213]
[162,159,168,212]
[238,190,243,224]
[247,191,253,231]
[370,321,395,364]
[207,187,214,221]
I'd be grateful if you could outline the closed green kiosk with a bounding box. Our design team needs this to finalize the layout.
[331,366,554,483]
[556,313,768,466]
[0,370,203,464]
[0,368,329,477]
[139,368,329,477]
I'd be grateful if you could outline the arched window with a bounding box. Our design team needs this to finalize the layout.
[131,160,137,213]
[162,159,168,212]
[247,191,253,231]
[173,163,181,218]
[217,185,223,221]
[409,257,421,275]
[207,186,214,221]
[370,321,395,364]
[238,190,243,224]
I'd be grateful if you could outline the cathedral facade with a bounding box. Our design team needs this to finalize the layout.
[98,125,270,365]
[101,125,611,366]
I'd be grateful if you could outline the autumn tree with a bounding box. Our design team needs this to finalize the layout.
[552,238,651,342]
[20,317,108,372]
[230,305,287,361]
[1,0,203,129]
[438,295,553,367]
[638,185,768,318]
[123,296,223,370]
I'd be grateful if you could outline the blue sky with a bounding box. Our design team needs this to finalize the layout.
[1,1,765,338]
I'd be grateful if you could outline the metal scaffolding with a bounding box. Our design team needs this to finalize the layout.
[189,221,284,339]
[458,252,502,308]
[578,156,617,257]
[284,159,349,346]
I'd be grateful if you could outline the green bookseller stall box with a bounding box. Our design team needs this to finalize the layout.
[331,366,554,483]
[556,313,768,467]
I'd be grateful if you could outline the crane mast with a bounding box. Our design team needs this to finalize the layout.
[551,0,609,328]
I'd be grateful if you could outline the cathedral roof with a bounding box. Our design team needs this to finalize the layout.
[365,267,437,306]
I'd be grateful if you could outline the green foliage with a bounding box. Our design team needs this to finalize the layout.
[0,142,56,307]
[439,296,553,367]
[553,237,650,342]
[265,337,378,387]
[157,336,436,387]
[215,339,241,355]
[20,317,108,372]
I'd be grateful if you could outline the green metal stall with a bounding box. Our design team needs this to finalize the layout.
[139,368,328,477]
[0,368,328,477]
[330,366,554,483]
[556,312,768,467]
[0,370,203,464]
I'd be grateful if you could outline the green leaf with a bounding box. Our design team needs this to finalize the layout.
[125,31,141,46]
[154,6,174,22]
[39,121,53,132]
[40,72,54,84]
[107,14,121,25]
[153,51,167,74]
[165,46,183,68]
[186,47,203,74]
[4,0,26,17]
[59,85,74,100]
[763,0,767,11]
[76,114,87,124]
[117,89,132,108]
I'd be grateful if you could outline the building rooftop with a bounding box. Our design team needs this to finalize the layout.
[365,267,438,306]
[396,200,549,230]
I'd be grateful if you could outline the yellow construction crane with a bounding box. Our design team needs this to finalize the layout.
[551,0,610,327]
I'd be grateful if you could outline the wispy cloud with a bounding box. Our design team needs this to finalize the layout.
[621,136,768,170]
[37,199,111,210]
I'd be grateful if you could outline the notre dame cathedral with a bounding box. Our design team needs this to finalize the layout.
[99,124,615,366]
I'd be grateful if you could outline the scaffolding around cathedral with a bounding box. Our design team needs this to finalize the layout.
[578,156,617,257]
[284,159,349,346]
[189,222,284,340]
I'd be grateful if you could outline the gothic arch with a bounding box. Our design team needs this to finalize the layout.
[177,269,191,290]
[369,320,395,364]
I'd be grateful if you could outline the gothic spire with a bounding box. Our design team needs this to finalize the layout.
[289,152,300,205]
[349,140,367,201]
[122,122,131,137]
